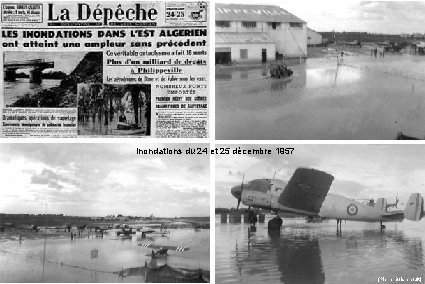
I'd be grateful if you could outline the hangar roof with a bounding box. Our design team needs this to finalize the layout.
[216,4,305,23]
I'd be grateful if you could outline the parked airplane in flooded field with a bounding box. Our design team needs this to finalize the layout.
[231,168,424,227]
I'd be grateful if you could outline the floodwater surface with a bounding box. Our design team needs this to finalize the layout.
[4,79,61,107]
[216,216,425,284]
[0,228,209,282]
[216,54,425,139]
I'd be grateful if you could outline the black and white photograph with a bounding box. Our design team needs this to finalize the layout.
[77,84,151,136]
[215,1,425,139]
[3,51,102,108]
[215,144,425,283]
[0,143,210,283]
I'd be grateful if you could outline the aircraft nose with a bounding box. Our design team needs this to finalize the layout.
[231,185,242,199]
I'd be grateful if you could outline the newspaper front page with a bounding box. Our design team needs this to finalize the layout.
[0,1,209,137]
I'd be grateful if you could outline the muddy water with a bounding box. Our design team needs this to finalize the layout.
[216,216,425,284]
[216,54,425,139]
[0,229,209,282]
[4,79,61,107]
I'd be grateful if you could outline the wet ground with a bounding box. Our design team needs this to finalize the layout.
[216,53,425,139]
[216,215,425,284]
[0,228,209,282]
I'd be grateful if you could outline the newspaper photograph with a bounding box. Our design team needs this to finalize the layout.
[1,1,209,137]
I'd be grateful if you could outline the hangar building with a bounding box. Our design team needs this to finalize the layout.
[216,4,307,64]
[307,28,323,46]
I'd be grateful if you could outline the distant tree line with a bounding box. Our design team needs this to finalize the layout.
[0,214,91,227]
[321,32,415,45]
[14,71,67,80]
[0,213,210,227]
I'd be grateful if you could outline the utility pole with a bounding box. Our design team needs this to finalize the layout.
[41,203,47,282]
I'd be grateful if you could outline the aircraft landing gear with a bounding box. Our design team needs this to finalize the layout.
[336,219,343,236]
[380,221,386,230]
[268,216,283,231]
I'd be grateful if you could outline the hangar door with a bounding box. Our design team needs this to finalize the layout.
[216,47,231,64]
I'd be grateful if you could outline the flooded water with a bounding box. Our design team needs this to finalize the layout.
[4,79,61,107]
[0,228,209,282]
[216,215,425,284]
[216,54,425,139]
[78,111,148,137]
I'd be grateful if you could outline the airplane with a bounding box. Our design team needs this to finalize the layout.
[0,222,15,228]
[16,224,40,232]
[230,168,424,229]
[377,41,403,52]
[147,248,169,259]
[340,40,362,47]
[116,227,136,237]
[138,243,189,252]
[145,228,170,235]
[138,243,190,258]
[54,224,72,232]
[140,229,169,239]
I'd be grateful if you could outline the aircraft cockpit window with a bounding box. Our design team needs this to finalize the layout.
[247,179,272,192]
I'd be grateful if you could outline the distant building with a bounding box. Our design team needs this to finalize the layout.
[215,4,307,64]
[307,28,323,46]
[413,33,425,39]
[105,215,116,221]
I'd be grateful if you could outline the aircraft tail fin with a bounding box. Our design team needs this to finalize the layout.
[404,193,424,221]
[376,198,387,212]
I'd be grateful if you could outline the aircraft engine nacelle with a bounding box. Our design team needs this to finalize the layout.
[404,193,424,221]
[241,189,271,210]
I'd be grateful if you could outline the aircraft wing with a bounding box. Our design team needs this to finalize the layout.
[141,229,156,234]
[278,168,334,215]
[138,243,190,251]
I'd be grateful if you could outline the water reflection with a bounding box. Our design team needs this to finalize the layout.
[4,79,61,107]
[305,66,362,89]
[269,78,293,93]
[216,218,425,284]
[269,231,325,284]
[0,229,209,282]
[216,55,425,139]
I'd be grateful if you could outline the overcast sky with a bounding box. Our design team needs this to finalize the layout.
[216,144,425,209]
[0,144,209,217]
[220,1,425,34]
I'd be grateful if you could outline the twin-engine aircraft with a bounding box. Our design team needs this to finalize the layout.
[231,168,424,225]
[340,40,362,47]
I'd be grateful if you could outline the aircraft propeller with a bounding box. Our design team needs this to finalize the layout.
[395,193,399,208]
[386,193,400,209]
[237,174,244,210]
